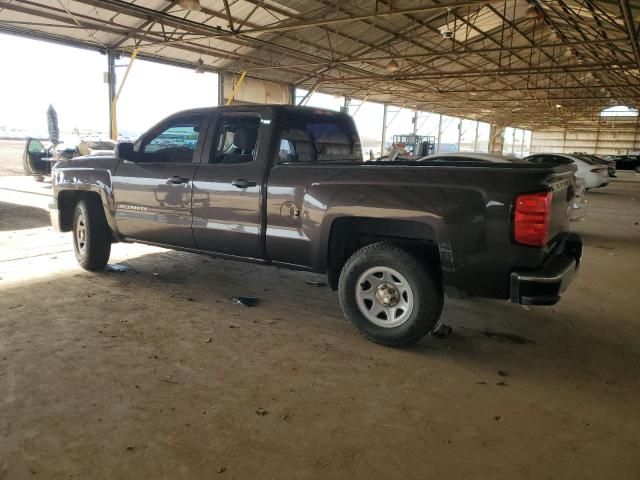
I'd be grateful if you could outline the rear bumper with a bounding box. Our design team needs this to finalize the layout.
[510,233,582,305]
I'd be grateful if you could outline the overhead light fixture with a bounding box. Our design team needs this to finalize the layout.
[548,30,561,42]
[386,59,400,73]
[179,0,201,11]
[564,47,576,58]
[195,58,205,73]
[441,7,454,39]
[556,104,562,109]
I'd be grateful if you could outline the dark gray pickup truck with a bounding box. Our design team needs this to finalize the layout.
[45,105,582,346]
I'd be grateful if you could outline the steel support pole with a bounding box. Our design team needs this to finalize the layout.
[473,121,479,152]
[457,119,463,152]
[436,114,443,153]
[217,71,226,106]
[107,49,117,140]
[381,104,388,157]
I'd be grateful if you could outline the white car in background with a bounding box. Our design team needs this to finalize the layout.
[524,153,609,190]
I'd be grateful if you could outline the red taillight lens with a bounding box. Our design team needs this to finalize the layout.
[514,191,552,247]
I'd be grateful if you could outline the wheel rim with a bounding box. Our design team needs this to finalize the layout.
[75,213,87,255]
[355,266,414,328]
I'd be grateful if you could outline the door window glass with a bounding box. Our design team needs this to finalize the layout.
[27,139,45,155]
[141,115,203,163]
[211,116,261,164]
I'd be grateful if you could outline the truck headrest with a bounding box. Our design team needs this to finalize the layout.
[233,128,258,151]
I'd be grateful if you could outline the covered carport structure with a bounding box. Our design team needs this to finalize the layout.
[2,0,640,142]
[1,2,640,479]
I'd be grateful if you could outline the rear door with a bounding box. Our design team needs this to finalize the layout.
[112,111,210,247]
[191,107,274,259]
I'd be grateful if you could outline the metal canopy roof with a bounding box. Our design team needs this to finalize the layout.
[1,0,639,128]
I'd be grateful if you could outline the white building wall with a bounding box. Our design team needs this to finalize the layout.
[531,117,640,155]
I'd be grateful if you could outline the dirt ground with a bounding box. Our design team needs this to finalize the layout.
[0,147,639,478]
[0,141,26,177]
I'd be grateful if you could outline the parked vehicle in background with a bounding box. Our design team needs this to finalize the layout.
[606,154,640,172]
[49,105,582,347]
[23,138,116,181]
[571,177,587,222]
[571,152,616,177]
[524,153,608,190]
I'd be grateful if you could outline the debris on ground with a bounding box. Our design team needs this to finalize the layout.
[494,415,503,421]
[482,330,534,344]
[160,379,180,385]
[497,370,509,377]
[496,381,508,386]
[305,280,327,287]
[217,467,226,474]
[431,323,452,339]
[281,411,294,421]
[232,296,259,307]
[105,263,129,273]
[476,381,488,385]
[126,445,134,451]
[255,408,269,416]
[205,337,212,343]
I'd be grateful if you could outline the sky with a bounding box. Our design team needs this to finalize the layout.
[0,33,217,140]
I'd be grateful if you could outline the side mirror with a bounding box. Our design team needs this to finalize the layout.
[115,141,137,162]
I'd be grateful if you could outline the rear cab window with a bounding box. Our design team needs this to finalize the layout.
[277,109,362,163]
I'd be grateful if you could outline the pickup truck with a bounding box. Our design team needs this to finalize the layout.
[48,105,582,347]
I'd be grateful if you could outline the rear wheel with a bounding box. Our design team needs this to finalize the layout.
[73,197,111,270]
[338,242,443,347]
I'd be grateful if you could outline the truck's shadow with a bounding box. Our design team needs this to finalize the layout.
[0,201,50,231]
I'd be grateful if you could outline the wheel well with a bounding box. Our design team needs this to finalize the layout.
[57,190,101,232]
[327,217,441,290]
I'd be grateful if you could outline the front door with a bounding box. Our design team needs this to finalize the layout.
[23,138,51,176]
[191,109,273,259]
[112,112,209,247]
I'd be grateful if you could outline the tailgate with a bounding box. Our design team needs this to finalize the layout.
[547,169,576,242]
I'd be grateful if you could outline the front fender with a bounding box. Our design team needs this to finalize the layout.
[52,158,119,236]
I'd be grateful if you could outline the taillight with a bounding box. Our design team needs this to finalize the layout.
[514,191,552,247]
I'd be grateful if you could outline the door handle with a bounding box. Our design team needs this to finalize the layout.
[231,179,257,188]
[166,176,190,185]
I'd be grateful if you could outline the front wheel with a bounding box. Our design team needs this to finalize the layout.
[73,197,111,270]
[338,242,443,347]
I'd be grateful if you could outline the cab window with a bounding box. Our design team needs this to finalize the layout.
[278,110,361,163]
[140,115,203,163]
[211,116,261,164]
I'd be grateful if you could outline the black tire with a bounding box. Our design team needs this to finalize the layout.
[72,196,111,270]
[338,242,443,347]
[34,175,45,182]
